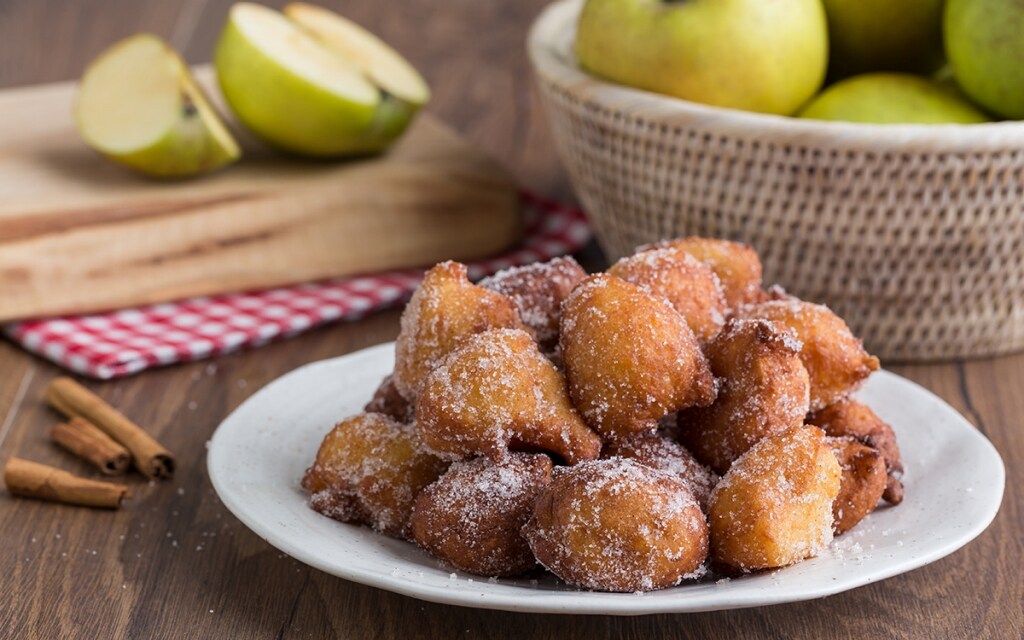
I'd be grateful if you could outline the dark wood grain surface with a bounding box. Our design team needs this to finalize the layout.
[0,1,1020,638]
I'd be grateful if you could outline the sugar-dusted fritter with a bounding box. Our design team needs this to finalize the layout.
[559,274,716,438]
[301,413,450,538]
[410,453,553,577]
[602,432,718,510]
[364,374,413,423]
[415,328,601,464]
[708,425,841,573]
[640,237,763,310]
[525,458,708,592]
[808,398,904,504]
[479,256,587,350]
[608,248,727,343]
[828,436,888,535]
[677,319,811,474]
[741,298,880,412]
[393,261,523,402]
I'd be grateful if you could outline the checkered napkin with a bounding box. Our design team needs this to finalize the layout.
[3,193,591,379]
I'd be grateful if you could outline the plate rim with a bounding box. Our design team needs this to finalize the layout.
[207,342,1006,615]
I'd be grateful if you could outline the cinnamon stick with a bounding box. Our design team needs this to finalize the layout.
[45,377,175,480]
[4,457,129,509]
[50,416,131,476]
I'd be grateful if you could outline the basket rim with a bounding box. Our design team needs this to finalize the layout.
[528,0,1024,152]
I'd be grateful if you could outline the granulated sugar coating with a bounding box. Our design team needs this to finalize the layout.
[479,256,586,349]
[415,328,601,464]
[708,425,841,573]
[608,248,727,344]
[638,237,763,310]
[559,274,715,438]
[677,319,811,475]
[524,458,709,592]
[740,298,879,412]
[393,261,523,402]
[301,413,450,538]
[827,436,887,535]
[602,432,719,511]
[411,453,553,577]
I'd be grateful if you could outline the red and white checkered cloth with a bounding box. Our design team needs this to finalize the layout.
[4,193,591,379]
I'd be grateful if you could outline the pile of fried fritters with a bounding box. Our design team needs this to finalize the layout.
[301,238,904,592]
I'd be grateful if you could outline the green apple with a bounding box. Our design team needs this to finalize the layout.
[945,0,1024,119]
[798,73,990,124]
[574,0,829,116]
[214,3,428,157]
[75,34,240,178]
[821,0,945,79]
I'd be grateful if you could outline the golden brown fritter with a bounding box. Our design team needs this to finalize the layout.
[415,328,602,464]
[524,458,708,592]
[479,256,587,350]
[741,298,880,412]
[640,237,763,310]
[808,398,904,504]
[677,319,811,475]
[608,247,727,343]
[393,261,523,402]
[828,436,888,535]
[301,413,450,538]
[410,453,553,577]
[708,425,841,573]
[602,432,718,510]
[364,374,413,423]
[559,274,716,438]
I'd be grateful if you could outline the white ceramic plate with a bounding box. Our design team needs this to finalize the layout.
[207,342,1005,615]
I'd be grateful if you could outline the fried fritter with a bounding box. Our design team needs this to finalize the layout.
[364,374,413,423]
[525,458,708,592]
[559,274,716,438]
[677,319,811,474]
[808,398,904,504]
[640,237,763,310]
[741,298,879,411]
[415,328,602,464]
[708,425,841,573]
[410,453,553,577]
[301,413,450,538]
[608,248,727,343]
[479,256,587,350]
[602,432,718,510]
[393,261,523,402]
[828,436,887,535]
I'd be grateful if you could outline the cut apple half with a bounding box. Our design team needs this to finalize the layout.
[76,34,240,178]
[284,2,430,107]
[214,2,428,157]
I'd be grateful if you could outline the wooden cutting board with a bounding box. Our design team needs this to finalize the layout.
[0,70,522,321]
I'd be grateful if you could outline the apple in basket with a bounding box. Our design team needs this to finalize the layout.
[574,0,829,116]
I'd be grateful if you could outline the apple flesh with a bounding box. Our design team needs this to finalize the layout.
[75,34,240,178]
[214,3,427,157]
[797,73,990,124]
[575,0,829,116]
[945,0,1024,120]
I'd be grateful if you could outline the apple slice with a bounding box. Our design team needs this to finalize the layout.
[76,34,241,178]
[214,3,428,157]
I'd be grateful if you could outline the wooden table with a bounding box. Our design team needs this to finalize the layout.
[1,2,1020,638]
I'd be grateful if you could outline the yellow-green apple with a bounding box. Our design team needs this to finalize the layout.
[214,3,428,157]
[798,73,990,124]
[945,0,1024,119]
[574,0,829,116]
[75,34,240,178]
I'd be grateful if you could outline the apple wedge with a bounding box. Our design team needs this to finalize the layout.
[214,3,428,157]
[76,34,241,178]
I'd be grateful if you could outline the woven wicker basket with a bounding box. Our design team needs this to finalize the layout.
[528,0,1024,361]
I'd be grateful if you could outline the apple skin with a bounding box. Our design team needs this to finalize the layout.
[797,73,991,125]
[214,13,414,157]
[821,0,944,79]
[945,0,1024,120]
[575,0,829,116]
